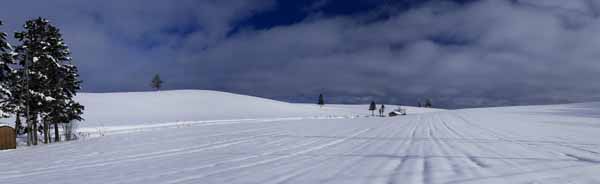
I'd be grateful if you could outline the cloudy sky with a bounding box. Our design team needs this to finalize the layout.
[1,0,600,108]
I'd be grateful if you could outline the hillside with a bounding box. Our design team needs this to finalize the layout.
[76,90,357,127]
[73,90,441,132]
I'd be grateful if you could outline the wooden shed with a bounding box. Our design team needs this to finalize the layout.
[0,125,16,150]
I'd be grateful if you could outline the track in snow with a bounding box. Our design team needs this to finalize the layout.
[1,108,600,184]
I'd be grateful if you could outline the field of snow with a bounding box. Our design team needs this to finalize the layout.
[73,90,440,136]
[75,90,368,127]
[1,91,600,183]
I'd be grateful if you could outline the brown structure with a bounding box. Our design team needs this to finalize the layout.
[0,125,16,150]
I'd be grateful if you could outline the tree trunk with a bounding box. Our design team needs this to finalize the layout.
[54,122,60,142]
[32,115,38,145]
[43,120,49,144]
[26,115,32,146]
[14,113,21,135]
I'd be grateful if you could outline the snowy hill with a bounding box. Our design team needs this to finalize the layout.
[3,90,441,136]
[2,92,600,183]
[76,90,359,127]
[75,90,441,129]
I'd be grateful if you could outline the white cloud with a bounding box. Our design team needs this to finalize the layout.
[184,0,600,107]
[3,0,600,107]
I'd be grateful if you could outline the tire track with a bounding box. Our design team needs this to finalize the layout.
[117,133,331,184]
[0,131,288,179]
[162,128,372,184]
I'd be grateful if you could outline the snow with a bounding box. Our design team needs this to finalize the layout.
[76,90,359,128]
[73,90,441,134]
[1,90,600,183]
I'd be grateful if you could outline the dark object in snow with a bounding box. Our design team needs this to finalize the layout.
[379,104,385,117]
[388,108,407,117]
[151,74,163,91]
[369,101,377,116]
[425,99,433,108]
[318,94,324,107]
[0,125,16,150]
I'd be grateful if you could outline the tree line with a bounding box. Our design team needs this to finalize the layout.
[317,94,434,116]
[0,18,83,146]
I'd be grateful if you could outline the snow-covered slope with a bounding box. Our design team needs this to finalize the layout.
[76,90,353,127]
[75,90,440,129]
[3,91,600,184]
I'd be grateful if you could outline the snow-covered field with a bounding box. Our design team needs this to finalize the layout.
[73,90,440,136]
[1,90,600,184]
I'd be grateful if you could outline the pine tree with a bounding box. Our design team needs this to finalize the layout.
[369,101,376,116]
[48,99,83,142]
[151,74,163,91]
[425,98,432,108]
[45,64,84,142]
[13,18,84,145]
[0,20,15,117]
[317,94,324,107]
[40,19,83,143]
[0,20,18,135]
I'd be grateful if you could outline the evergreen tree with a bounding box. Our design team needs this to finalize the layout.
[47,99,83,142]
[317,94,324,107]
[41,19,83,143]
[13,18,49,145]
[425,98,433,108]
[0,21,18,135]
[13,18,84,145]
[151,74,163,91]
[0,20,15,117]
[369,101,376,116]
[45,64,84,142]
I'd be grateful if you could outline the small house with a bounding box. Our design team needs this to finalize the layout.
[0,124,16,150]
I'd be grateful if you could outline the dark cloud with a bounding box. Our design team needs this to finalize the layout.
[2,0,600,108]
[0,0,276,91]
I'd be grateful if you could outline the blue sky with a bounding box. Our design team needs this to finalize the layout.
[1,0,600,108]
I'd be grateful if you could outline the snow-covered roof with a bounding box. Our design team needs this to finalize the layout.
[0,123,10,127]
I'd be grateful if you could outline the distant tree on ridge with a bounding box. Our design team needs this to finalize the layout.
[425,98,433,108]
[318,94,325,107]
[151,74,163,91]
